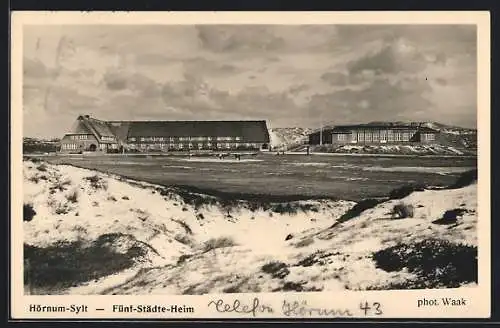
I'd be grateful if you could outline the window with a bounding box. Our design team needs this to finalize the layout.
[337,134,347,141]
[365,131,372,142]
[358,131,365,142]
[101,136,115,142]
[225,143,231,149]
[217,136,233,141]
[178,144,184,149]
[402,132,410,141]
[191,137,207,142]
[129,137,136,142]
[372,132,379,142]
[387,130,394,142]
[380,130,387,141]
[350,130,358,142]
[198,143,203,149]
[169,137,175,142]
[235,137,241,141]
[426,133,435,141]
[395,132,402,142]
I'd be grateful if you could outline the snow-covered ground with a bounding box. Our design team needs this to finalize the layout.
[23,160,477,295]
[310,144,474,156]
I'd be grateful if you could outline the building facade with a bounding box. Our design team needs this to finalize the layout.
[59,115,270,153]
[308,124,439,145]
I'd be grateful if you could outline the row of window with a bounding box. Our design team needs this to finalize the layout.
[61,143,81,150]
[68,134,91,140]
[129,136,243,142]
[351,130,415,142]
[128,142,261,149]
[101,136,115,141]
[423,133,436,141]
[335,130,436,142]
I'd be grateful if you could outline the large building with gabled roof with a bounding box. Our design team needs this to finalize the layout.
[59,115,271,153]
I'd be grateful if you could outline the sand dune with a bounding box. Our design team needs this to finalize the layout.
[23,160,477,295]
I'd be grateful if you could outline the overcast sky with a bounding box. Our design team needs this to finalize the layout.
[22,24,477,138]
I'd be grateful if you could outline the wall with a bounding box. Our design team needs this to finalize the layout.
[328,129,439,145]
[59,134,100,153]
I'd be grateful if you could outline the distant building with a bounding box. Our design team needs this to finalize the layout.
[59,115,270,153]
[308,123,439,145]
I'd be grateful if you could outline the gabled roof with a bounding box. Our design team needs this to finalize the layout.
[75,115,116,143]
[125,120,270,142]
[69,116,271,143]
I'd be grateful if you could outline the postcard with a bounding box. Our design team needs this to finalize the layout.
[10,11,490,320]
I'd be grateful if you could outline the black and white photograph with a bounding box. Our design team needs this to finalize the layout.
[12,11,490,319]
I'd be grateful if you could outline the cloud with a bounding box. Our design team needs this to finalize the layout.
[21,24,477,137]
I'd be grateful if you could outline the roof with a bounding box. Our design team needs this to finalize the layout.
[70,116,270,143]
[85,117,116,137]
[125,120,270,142]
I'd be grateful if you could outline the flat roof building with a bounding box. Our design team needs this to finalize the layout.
[308,123,439,145]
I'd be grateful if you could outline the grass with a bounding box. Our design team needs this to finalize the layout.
[24,233,149,293]
[296,250,339,267]
[202,237,237,252]
[172,219,193,235]
[391,203,415,219]
[388,184,426,200]
[333,198,383,227]
[432,208,468,225]
[176,254,193,265]
[85,174,108,190]
[54,203,70,215]
[261,261,290,279]
[36,163,48,172]
[372,238,477,289]
[159,184,327,214]
[174,234,192,245]
[66,190,79,203]
[295,237,315,248]
[23,203,36,222]
[50,179,72,192]
[447,169,477,189]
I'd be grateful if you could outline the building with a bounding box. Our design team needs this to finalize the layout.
[59,115,271,153]
[308,123,439,145]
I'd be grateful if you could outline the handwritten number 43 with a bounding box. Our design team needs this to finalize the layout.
[360,302,383,316]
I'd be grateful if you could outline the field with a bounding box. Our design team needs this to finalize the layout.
[38,153,476,201]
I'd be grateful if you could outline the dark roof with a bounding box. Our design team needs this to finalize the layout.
[77,115,116,139]
[125,120,270,142]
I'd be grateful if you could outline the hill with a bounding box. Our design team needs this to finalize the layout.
[268,127,312,150]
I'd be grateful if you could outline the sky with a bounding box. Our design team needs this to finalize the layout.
[22,24,477,138]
